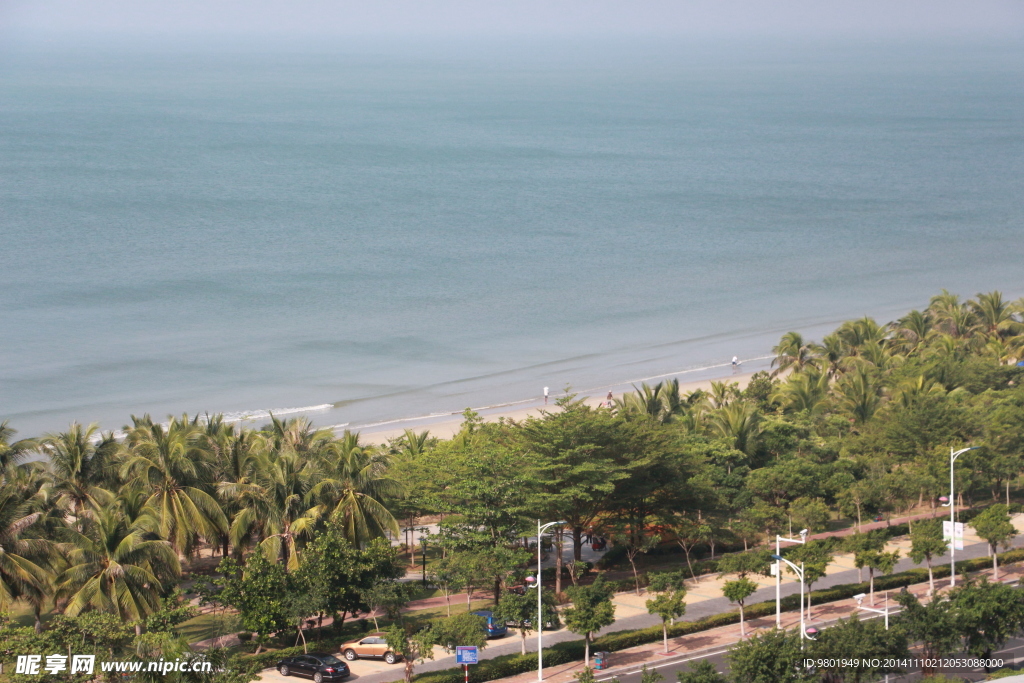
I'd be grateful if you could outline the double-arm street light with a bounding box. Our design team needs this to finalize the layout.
[772,554,815,642]
[533,519,567,681]
[941,446,979,587]
[775,529,808,628]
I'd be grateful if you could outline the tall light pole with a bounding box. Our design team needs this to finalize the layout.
[771,554,808,644]
[775,529,808,628]
[535,520,566,681]
[942,446,978,587]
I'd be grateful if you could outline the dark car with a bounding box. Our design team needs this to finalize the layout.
[277,653,350,682]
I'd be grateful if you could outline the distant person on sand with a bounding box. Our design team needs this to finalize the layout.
[544,386,549,404]
[606,390,613,407]
[732,356,739,368]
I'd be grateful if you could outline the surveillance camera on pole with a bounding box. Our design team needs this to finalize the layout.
[799,529,808,537]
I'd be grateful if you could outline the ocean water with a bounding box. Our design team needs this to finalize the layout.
[1,38,1023,437]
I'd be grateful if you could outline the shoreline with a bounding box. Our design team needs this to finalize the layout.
[353,367,765,445]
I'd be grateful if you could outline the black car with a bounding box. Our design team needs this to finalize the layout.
[277,653,350,682]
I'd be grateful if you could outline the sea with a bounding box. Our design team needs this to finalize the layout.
[1,36,1022,438]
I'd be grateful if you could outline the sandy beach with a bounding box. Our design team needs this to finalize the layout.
[355,369,761,445]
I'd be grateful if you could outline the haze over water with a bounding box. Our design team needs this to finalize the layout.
[2,38,1022,436]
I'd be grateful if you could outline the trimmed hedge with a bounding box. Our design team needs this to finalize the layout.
[413,546,1024,683]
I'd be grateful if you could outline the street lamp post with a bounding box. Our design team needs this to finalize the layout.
[535,520,566,681]
[775,530,808,628]
[943,446,978,587]
[854,591,891,630]
[772,554,808,644]
[420,536,428,586]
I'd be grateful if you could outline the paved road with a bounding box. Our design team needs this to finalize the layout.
[262,534,1024,683]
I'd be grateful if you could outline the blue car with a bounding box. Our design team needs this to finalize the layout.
[472,610,508,638]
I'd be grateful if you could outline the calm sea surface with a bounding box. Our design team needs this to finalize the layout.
[1,38,1022,436]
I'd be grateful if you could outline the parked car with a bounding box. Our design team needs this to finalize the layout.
[472,610,508,638]
[340,633,402,664]
[277,653,350,682]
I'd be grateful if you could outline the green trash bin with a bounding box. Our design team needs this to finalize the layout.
[594,652,610,671]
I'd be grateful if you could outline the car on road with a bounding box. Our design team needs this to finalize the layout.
[276,653,350,682]
[472,610,508,638]
[340,633,402,663]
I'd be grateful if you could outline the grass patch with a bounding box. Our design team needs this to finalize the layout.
[178,611,241,643]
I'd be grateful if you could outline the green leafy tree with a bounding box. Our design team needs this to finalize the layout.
[908,519,947,595]
[646,571,687,652]
[808,615,909,683]
[856,549,899,607]
[292,524,403,631]
[970,503,1017,580]
[893,589,960,675]
[363,579,415,630]
[640,664,664,683]
[721,578,758,638]
[950,577,1024,667]
[433,611,488,653]
[675,660,727,683]
[494,588,557,655]
[427,556,465,617]
[145,587,199,633]
[564,577,616,666]
[727,628,814,683]
[210,552,289,654]
[519,398,632,561]
[385,623,438,683]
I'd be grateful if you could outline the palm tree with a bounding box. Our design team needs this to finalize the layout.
[121,415,227,558]
[770,370,830,415]
[707,402,761,455]
[970,291,1020,339]
[307,431,403,547]
[41,423,119,530]
[0,484,58,628]
[929,290,975,338]
[890,310,932,355]
[836,369,882,424]
[890,375,946,410]
[212,428,269,556]
[56,502,179,633]
[0,421,37,474]
[226,449,316,571]
[771,332,818,376]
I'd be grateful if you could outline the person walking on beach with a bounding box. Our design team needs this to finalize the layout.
[543,386,549,404]
[606,390,613,407]
[732,356,739,368]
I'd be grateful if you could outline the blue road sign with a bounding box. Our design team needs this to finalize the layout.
[456,647,478,665]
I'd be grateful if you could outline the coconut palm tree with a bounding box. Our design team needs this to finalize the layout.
[212,428,269,556]
[836,369,882,424]
[929,290,975,338]
[770,370,830,415]
[307,431,403,547]
[55,502,179,633]
[0,483,59,626]
[890,309,933,355]
[41,423,119,530]
[121,415,227,558]
[970,291,1021,339]
[707,402,761,455]
[771,332,819,376]
[229,449,317,571]
[0,421,37,474]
